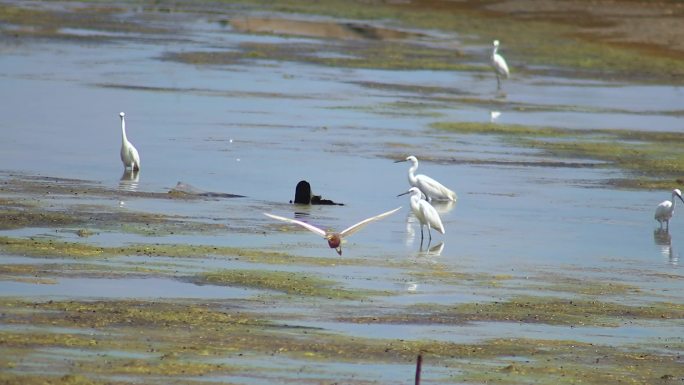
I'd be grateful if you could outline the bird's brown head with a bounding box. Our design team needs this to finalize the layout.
[326,233,342,255]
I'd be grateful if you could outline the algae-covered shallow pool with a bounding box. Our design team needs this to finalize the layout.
[0,1,683,384]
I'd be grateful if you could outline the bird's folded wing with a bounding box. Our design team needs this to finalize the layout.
[339,207,401,238]
[263,213,327,238]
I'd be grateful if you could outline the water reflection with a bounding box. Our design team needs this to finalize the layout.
[490,110,501,123]
[404,215,417,247]
[420,241,444,257]
[119,169,139,192]
[653,228,677,265]
[293,211,311,220]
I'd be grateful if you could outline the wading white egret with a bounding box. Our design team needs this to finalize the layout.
[491,40,509,90]
[655,189,684,230]
[398,187,444,241]
[119,112,140,171]
[395,155,456,202]
[264,207,401,255]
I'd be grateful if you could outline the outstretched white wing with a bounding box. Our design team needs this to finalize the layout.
[339,207,401,238]
[263,213,327,238]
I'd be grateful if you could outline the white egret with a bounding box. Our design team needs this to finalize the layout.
[654,189,684,230]
[491,40,509,90]
[264,207,401,255]
[398,187,444,241]
[395,155,456,202]
[119,112,140,171]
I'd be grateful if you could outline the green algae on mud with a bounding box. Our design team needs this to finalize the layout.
[3,0,684,82]
[340,296,684,327]
[204,0,684,82]
[0,3,165,40]
[0,298,269,329]
[165,40,484,72]
[0,207,83,230]
[1,298,683,384]
[0,262,166,283]
[195,269,386,299]
[0,373,114,385]
[0,235,371,267]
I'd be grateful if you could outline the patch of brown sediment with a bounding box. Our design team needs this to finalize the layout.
[230,17,426,40]
[459,0,684,56]
[494,1,684,45]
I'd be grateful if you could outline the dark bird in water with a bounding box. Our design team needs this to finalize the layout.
[291,180,343,205]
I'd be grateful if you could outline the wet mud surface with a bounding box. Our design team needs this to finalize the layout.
[1,1,684,384]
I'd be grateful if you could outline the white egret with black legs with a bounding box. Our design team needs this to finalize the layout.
[491,40,509,90]
[119,112,140,171]
[398,187,444,242]
[395,155,456,202]
[264,207,401,255]
[655,189,684,230]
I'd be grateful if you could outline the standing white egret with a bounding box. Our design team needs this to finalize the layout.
[395,155,456,202]
[655,189,684,230]
[491,40,509,90]
[398,187,444,241]
[264,207,401,255]
[119,112,140,171]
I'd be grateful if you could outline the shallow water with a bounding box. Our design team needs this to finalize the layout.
[0,277,263,300]
[1,3,683,384]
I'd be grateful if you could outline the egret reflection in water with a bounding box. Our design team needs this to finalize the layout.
[653,228,677,265]
[119,169,139,192]
[421,241,444,257]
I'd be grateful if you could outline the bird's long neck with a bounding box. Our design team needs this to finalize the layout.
[672,193,679,208]
[121,117,128,143]
[410,191,422,210]
[492,45,498,59]
[408,160,418,185]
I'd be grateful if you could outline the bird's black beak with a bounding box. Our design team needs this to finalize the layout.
[336,247,342,256]
[678,195,684,204]
[393,159,407,163]
[397,191,410,197]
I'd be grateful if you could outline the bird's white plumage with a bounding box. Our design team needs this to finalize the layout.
[491,40,509,89]
[263,213,327,237]
[655,189,684,229]
[401,187,444,240]
[119,112,141,171]
[264,207,401,254]
[398,156,456,202]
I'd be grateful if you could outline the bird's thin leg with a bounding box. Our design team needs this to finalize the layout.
[496,75,501,90]
[427,227,432,241]
[419,225,424,241]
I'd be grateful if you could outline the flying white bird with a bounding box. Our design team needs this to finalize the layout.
[119,112,140,171]
[398,187,444,241]
[491,40,509,90]
[655,189,684,230]
[395,155,456,202]
[264,207,401,255]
